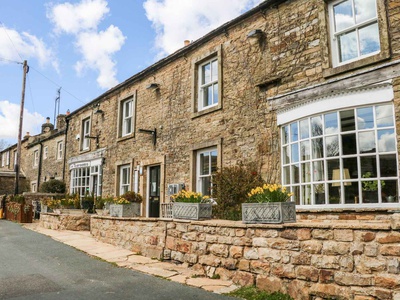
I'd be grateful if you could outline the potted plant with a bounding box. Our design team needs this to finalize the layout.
[109,191,143,217]
[242,183,296,224]
[171,190,212,220]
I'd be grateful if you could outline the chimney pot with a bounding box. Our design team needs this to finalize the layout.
[46,117,50,123]
[184,40,190,46]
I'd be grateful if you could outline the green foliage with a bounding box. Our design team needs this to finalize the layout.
[39,179,66,193]
[82,194,94,213]
[10,194,25,204]
[121,191,143,203]
[227,286,293,300]
[212,163,265,220]
[362,172,384,191]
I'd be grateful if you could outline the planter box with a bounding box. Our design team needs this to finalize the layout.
[5,203,33,223]
[172,202,212,220]
[242,202,296,224]
[110,203,141,217]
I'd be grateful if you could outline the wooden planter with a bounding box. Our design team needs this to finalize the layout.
[172,202,212,220]
[5,203,33,223]
[110,203,141,217]
[242,202,296,224]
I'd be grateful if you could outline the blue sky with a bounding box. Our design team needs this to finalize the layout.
[0,0,262,145]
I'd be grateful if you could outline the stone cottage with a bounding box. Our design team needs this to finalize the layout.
[62,0,400,218]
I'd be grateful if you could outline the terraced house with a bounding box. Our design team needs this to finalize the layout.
[3,0,400,217]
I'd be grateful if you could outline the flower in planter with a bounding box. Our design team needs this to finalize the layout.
[247,183,293,203]
[113,196,130,205]
[171,190,211,203]
[121,191,143,203]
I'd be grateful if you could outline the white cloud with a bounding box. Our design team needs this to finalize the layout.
[0,100,45,140]
[143,0,263,58]
[47,0,110,34]
[0,26,56,68]
[47,0,126,90]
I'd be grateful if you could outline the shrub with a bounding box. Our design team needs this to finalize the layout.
[39,179,66,193]
[121,191,143,203]
[212,162,265,220]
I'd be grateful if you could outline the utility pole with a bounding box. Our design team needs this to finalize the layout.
[15,60,28,195]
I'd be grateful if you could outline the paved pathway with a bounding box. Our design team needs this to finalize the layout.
[23,223,238,295]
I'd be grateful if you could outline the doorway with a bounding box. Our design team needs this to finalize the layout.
[148,165,160,217]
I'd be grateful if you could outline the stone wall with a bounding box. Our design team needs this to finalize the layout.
[91,216,400,300]
[40,212,90,231]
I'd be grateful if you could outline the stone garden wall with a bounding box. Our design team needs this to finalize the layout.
[91,215,400,300]
[40,212,90,231]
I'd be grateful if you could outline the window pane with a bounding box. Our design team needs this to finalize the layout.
[202,63,211,84]
[211,150,218,173]
[290,123,298,142]
[282,146,289,164]
[325,113,338,134]
[343,157,357,180]
[355,0,377,23]
[344,182,359,204]
[213,83,218,105]
[360,156,377,178]
[359,131,375,153]
[314,184,326,205]
[313,161,324,181]
[327,159,340,180]
[382,180,398,203]
[357,107,374,129]
[380,154,397,177]
[300,141,310,161]
[326,135,339,157]
[301,162,311,183]
[283,166,290,184]
[312,138,323,159]
[333,0,353,31]
[359,23,380,56]
[376,105,394,127]
[300,119,309,139]
[292,164,299,184]
[203,86,212,107]
[302,185,311,205]
[342,133,357,155]
[201,177,211,196]
[338,30,358,62]
[377,129,395,152]
[340,110,355,132]
[311,116,322,137]
[200,152,210,175]
[211,60,218,81]
[282,126,289,144]
[291,144,299,163]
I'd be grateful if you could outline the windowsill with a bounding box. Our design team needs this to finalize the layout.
[117,133,135,143]
[79,149,91,154]
[323,50,391,78]
[192,105,221,119]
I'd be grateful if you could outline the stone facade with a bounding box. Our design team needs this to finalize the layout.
[40,212,90,231]
[91,216,400,300]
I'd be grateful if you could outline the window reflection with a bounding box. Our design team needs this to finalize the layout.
[378,129,395,152]
[325,113,338,134]
[357,107,374,129]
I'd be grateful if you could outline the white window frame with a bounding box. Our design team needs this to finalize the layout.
[328,0,380,67]
[33,150,39,167]
[70,167,90,198]
[196,147,218,196]
[57,141,63,160]
[43,146,48,159]
[121,97,134,137]
[198,57,219,111]
[119,164,131,195]
[1,152,5,167]
[281,101,398,208]
[82,118,91,150]
[31,182,37,192]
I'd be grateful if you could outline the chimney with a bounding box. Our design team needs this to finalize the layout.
[46,117,50,123]
[41,117,54,133]
[23,132,30,139]
[66,109,70,116]
[56,114,67,130]
[184,40,190,46]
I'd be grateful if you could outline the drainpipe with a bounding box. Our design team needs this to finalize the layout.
[37,141,43,191]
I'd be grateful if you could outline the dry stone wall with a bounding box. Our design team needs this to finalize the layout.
[91,216,400,300]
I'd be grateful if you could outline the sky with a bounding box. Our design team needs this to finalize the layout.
[0,0,263,146]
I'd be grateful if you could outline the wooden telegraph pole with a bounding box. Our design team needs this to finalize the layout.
[15,60,28,195]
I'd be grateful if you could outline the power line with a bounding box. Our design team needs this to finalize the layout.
[0,21,23,62]
[29,65,86,104]
[0,57,22,65]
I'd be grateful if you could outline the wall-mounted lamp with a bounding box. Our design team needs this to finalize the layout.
[247,29,264,39]
[138,128,157,146]
[94,108,104,115]
[146,83,160,90]
[85,134,100,149]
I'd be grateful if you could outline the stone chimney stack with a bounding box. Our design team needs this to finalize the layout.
[56,114,67,130]
[41,117,54,133]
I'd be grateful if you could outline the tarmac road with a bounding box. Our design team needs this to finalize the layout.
[0,220,234,300]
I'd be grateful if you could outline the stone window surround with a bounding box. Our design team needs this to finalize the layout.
[56,140,63,160]
[118,164,131,196]
[43,146,48,160]
[322,0,390,78]
[191,45,223,119]
[33,149,39,167]
[189,138,222,193]
[31,181,37,192]
[117,91,137,142]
